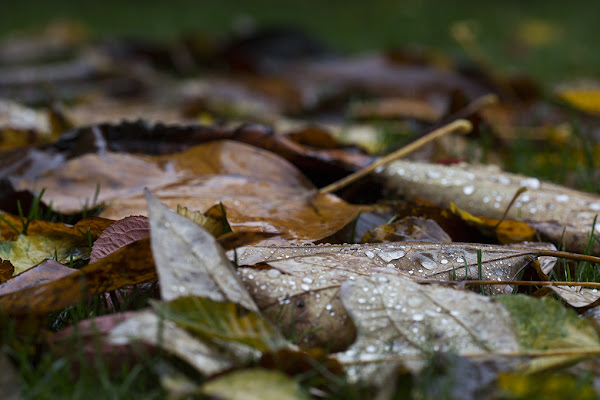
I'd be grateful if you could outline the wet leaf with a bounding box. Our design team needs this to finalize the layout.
[498,372,596,400]
[152,296,289,352]
[380,160,600,254]
[0,259,76,296]
[235,242,544,348]
[362,216,452,243]
[109,309,233,376]
[200,368,309,400]
[497,295,600,350]
[335,274,518,383]
[450,202,537,244]
[89,215,149,264]
[0,237,155,315]
[545,286,600,310]
[15,140,360,243]
[146,189,257,310]
[0,230,90,275]
[497,295,600,372]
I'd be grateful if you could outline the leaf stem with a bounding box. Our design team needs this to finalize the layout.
[320,119,473,194]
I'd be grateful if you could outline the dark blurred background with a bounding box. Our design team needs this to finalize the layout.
[1,0,599,84]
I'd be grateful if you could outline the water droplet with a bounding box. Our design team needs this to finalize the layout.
[440,259,448,264]
[520,177,540,189]
[325,304,333,311]
[555,194,569,203]
[365,344,377,353]
[247,274,254,280]
[302,277,314,284]
[377,250,406,262]
[427,170,441,179]
[357,297,367,304]
[482,196,490,203]
[329,311,336,316]
[450,310,460,317]
[365,250,375,258]
[259,284,267,290]
[498,176,511,185]
[520,194,531,202]
[377,275,389,283]
[267,268,281,278]
[590,202,600,211]
[412,314,424,321]
[462,185,475,195]
[301,284,311,291]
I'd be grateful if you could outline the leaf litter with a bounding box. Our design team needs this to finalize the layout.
[1,20,600,399]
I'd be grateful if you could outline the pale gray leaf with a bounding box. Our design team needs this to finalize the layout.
[109,309,233,376]
[145,189,257,311]
[335,274,518,384]
[380,160,600,254]
[550,286,600,309]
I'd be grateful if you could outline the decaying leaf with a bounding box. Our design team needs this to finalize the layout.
[151,296,288,353]
[234,242,548,349]
[200,368,310,400]
[544,285,600,310]
[0,238,155,315]
[89,215,149,264]
[145,189,257,311]
[0,215,111,274]
[380,160,600,254]
[497,295,600,372]
[0,259,76,296]
[334,274,519,383]
[109,309,233,376]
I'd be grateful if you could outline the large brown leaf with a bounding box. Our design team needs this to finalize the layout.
[14,140,359,243]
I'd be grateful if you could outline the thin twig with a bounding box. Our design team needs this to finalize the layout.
[320,119,473,194]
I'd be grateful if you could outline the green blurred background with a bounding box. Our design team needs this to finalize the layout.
[1,0,599,84]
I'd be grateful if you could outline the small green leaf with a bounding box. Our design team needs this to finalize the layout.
[496,295,600,351]
[200,368,309,400]
[151,296,289,352]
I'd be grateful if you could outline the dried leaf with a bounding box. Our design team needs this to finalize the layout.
[497,295,600,372]
[109,309,233,376]
[362,216,452,243]
[546,286,600,310]
[335,274,518,383]
[0,230,90,275]
[380,160,600,254]
[0,238,155,315]
[90,215,149,264]
[0,259,76,296]
[235,242,544,348]
[200,368,309,400]
[145,189,257,311]
[151,296,289,352]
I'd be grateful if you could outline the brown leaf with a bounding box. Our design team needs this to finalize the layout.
[0,259,76,296]
[90,215,149,264]
[362,216,452,243]
[0,237,155,315]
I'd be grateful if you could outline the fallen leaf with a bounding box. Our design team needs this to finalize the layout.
[200,368,310,400]
[0,237,155,315]
[497,295,600,373]
[234,242,547,348]
[362,216,453,243]
[151,296,289,352]
[380,160,600,254]
[334,274,518,383]
[145,189,257,310]
[109,309,233,376]
[89,215,149,264]
[0,259,76,296]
